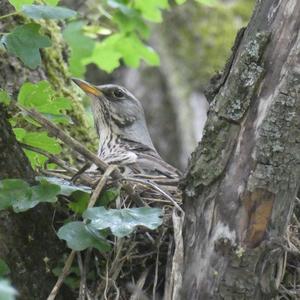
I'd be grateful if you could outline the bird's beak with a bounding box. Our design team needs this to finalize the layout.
[71,78,102,96]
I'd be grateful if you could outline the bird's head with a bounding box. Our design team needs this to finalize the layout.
[72,78,155,150]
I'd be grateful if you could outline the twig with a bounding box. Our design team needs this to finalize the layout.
[153,244,160,300]
[123,177,184,214]
[47,166,116,300]
[87,165,117,208]
[40,169,72,180]
[77,252,86,300]
[47,250,76,300]
[0,11,19,20]
[18,105,122,178]
[20,142,78,174]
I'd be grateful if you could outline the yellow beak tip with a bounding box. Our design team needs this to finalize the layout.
[71,78,102,96]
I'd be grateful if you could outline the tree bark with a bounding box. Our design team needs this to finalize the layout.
[0,1,88,298]
[182,0,300,299]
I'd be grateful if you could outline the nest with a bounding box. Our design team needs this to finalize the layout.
[50,168,182,300]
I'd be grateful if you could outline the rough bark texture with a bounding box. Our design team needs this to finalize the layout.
[0,106,35,182]
[0,1,89,298]
[0,105,72,299]
[182,0,300,299]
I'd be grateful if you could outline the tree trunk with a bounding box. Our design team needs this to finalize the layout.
[0,104,72,299]
[0,1,91,298]
[182,0,300,299]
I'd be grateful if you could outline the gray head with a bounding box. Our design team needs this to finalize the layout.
[72,78,155,150]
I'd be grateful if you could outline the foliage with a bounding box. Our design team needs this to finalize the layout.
[0,178,60,212]
[57,206,162,250]
[57,221,111,252]
[83,206,163,237]
[21,5,76,20]
[1,24,51,69]
[0,280,17,300]
[0,260,10,277]
[0,0,184,73]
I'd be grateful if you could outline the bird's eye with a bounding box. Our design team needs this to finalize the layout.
[113,89,125,98]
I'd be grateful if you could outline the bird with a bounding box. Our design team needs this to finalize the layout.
[72,78,181,179]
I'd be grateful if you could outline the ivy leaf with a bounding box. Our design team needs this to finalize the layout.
[98,188,120,207]
[68,191,90,214]
[22,5,77,20]
[31,180,60,203]
[39,176,92,196]
[0,90,11,105]
[0,178,61,213]
[63,21,95,76]
[0,179,31,211]
[57,221,111,252]
[13,179,60,212]
[0,280,17,300]
[1,24,51,69]
[83,207,163,237]
[7,0,33,11]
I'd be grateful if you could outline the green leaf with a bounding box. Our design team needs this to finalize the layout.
[23,148,49,169]
[68,191,89,214]
[133,0,169,22]
[0,259,10,277]
[18,81,72,122]
[83,207,163,237]
[175,0,186,3]
[0,90,11,105]
[98,187,120,207]
[84,33,159,72]
[195,0,218,6]
[0,179,31,211]
[8,0,33,11]
[63,21,95,76]
[83,34,122,73]
[57,221,111,251]
[113,11,149,38]
[16,130,61,154]
[39,176,91,196]
[1,24,51,69]
[14,119,62,168]
[12,180,60,212]
[116,33,159,67]
[0,280,17,300]
[22,5,76,20]
[13,128,26,139]
[0,178,61,212]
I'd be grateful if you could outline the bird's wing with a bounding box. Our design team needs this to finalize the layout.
[120,138,181,178]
